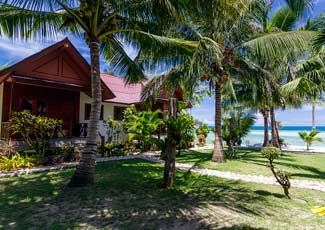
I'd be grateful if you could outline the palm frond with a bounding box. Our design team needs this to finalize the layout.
[242,31,314,62]
[312,31,325,52]
[0,3,66,39]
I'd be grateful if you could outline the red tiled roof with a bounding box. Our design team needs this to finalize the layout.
[100,73,145,104]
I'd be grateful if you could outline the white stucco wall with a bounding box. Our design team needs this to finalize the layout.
[79,92,128,140]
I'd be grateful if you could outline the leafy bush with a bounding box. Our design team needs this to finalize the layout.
[110,148,125,156]
[107,118,123,143]
[224,149,240,159]
[9,111,62,156]
[176,111,195,150]
[261,147,281,161]
[123,109,163,152]
[196,123,210,138]
[151,138,168,159]
[104,142,125,157]
[196,122,210,146]
[261,147,291,199]
[165,112,195,154]
[0,152,38,171]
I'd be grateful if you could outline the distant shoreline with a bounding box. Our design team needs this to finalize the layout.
[208,125,325,131]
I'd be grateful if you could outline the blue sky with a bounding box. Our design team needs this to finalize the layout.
[0,0,325,126]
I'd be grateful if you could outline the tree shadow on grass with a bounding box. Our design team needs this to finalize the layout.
[238,157,325,180]
[0,159,286,229]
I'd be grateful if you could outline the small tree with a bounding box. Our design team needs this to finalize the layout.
[196,123,210,146]
[222,108,255,150]
[261,147,291,199]
[9,111,62,156]
[298,130,322,150]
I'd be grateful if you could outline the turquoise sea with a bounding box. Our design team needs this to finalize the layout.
[206,126,325,147]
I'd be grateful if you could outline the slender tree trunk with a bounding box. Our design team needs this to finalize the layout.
[212,83,226,162]
[312,103,316,131]
[69,41,102,187]
[270,106,280,148]
[163,98,177,188]
[260,108,269,147]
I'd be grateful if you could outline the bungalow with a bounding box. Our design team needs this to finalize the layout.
[0,38,185,139]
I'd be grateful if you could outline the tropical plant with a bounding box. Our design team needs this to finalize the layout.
[0,152,38,171]
[194,122,210,146]
[8,111,62,156]
[106,117,123,143]
[0,0,185,186]
[298,130,322,150]
[166,111,195,153]
[124,109,163,152]
[261,147,291,199]
[222,107,256,150]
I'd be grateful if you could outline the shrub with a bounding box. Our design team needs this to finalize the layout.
[110,148,125,156]
[124,109,163,152]
[261,147,291,199]
[196,122,210,146]
[176,111,195,150]
[104,142,125,157]
[0,152,38,171]
[261,147,281,161]
[107,118,123,143]
[9,111,62,156]
[224,149,240,159]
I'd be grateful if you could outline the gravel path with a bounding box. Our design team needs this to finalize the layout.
[1,154,325,192]
[137,155,325,192]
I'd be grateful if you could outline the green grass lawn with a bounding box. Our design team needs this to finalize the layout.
[1,160,325,229]
[177,149,325,181]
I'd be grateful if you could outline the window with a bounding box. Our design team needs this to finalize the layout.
[21,98,33,113]
[36,101,47,116]
[21,98,48,116]
[84,103,104,120]
[114,106,126,121]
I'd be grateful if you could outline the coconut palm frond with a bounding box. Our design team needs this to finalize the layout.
[242,31,314,62]
[100,37,146,84]
[281,77,320,97]
[0,3,66,39]
[270,7,297,31]
[312,31,325,52]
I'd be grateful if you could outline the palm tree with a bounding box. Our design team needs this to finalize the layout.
[0,0,189,186]
[222,106,256,150]
[141,0,313,163]
[281,52,325,131]
[298,130,322,150]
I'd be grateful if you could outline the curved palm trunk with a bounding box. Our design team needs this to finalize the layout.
[163,98,177,188]
[69,41,102,186]
[260,108,269,147]
[270,106,280,148]
[312,103,316,131]
[212,83,226,162]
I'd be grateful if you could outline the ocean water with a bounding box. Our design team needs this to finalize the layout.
[206,126,325,147]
